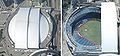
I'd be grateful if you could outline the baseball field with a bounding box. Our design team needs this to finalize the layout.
[79,20,101,45]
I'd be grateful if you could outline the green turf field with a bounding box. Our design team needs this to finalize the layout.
[79,20,101,45]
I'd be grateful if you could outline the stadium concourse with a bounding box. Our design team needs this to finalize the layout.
[65,6,101,52]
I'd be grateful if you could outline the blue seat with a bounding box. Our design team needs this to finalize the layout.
[83,39,89,46]
[75,37,83,43]
[85,41,91,46]
[80,38,86,44]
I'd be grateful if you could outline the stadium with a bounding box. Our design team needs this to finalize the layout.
[0,0,61,56]
[65,5,101,52]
